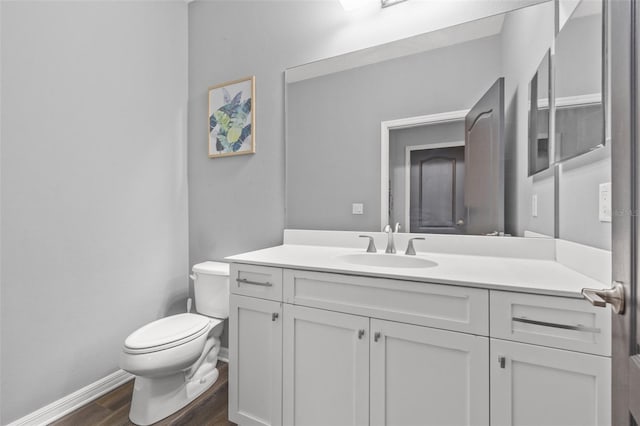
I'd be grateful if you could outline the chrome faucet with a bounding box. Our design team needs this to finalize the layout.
[383,222,401,253]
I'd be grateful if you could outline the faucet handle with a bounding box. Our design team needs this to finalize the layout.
[405,237,426,255]
[359,235,377,253]
[394,222,401,233]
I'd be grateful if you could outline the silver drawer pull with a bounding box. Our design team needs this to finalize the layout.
[236,278,273,287]
[512,316,601,333]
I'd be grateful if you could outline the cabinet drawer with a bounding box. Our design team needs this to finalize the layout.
[230,263,283,301]
[490,291,611,356]
[284,269,488,335]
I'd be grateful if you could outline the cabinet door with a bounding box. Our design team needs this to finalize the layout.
[229,295,282,426]
[370,319,489,426]
[491,339,611,426]
[283,304,369,426]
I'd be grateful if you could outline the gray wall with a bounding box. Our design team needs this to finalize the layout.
[389,122,465,226]
[286,35,502,231]
[0,2,188,422]
[555,13,603,98]
[559,146,611,249]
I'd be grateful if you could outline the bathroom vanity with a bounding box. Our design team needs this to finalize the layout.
[226,231,612,426]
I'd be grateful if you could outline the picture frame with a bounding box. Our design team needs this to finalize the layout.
[208,76,255,158]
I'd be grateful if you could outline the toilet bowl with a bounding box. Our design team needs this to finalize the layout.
[120,261,229,426]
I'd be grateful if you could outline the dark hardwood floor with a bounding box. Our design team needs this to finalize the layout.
[51,362,233,426]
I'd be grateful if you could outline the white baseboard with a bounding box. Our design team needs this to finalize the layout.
[8,347,230,426]
[7,369,134,426]
[219,346,229,362]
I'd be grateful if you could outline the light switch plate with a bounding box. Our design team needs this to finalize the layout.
[599,182,612,222]
[352,203,364,215]
[531,194,538,217]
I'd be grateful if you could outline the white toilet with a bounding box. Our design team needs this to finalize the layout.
[120,261,230,426]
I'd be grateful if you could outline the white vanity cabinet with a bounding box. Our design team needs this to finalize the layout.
[228,262,611,426]
[489,291,612,426]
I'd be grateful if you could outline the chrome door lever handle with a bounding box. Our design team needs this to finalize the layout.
[582,281,625,314]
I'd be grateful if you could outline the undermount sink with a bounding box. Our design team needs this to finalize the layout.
[339,253,438,269]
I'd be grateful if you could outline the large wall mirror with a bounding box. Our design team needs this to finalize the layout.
[285,0,609,248]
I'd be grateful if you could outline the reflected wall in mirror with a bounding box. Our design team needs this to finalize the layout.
[285,0,567,239]
[554,0,604,161]
[286,25,502,233]
[528,50,551,176]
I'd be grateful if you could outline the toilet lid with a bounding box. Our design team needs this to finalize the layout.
[124,313,211,353]
[192,261,229,276]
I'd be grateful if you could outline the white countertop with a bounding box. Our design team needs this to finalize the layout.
[226,243,604,298]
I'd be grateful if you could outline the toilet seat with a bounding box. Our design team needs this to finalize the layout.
[123,313,214,355]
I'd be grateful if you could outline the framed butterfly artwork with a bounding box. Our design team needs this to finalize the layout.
[208,76,255,158]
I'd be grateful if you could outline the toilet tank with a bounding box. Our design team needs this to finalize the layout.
[192,261,230,319]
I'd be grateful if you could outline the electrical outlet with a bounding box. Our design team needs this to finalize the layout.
[531,194,538,217]
[352,203,364,215]
[599,183,611,222]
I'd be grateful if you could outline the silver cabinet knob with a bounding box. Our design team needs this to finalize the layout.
[498,356,506,368]
[456,219,465,226]
[358,329,365,339]
[272,312,279,322]
[374,332,382,342]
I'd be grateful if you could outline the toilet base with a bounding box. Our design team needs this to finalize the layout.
[128,367,220,425]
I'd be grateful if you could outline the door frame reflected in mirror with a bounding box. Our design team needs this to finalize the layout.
[380,109,468,231]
